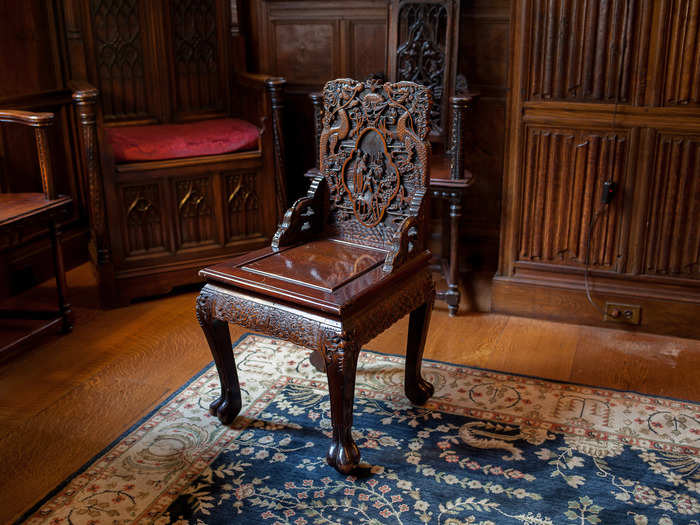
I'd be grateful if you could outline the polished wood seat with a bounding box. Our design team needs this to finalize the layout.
[201,239,431,316]
[197,78,436,473]
[0,194,71,225]
[0,111,72,361]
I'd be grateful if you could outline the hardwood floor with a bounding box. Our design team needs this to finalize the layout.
[1,264,698,523]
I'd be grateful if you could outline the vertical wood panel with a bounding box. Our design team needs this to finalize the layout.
[518,127,628,269]
[88,0,151,120]
[224,170,261,241]
[169,0,226,117]
[120,183,168,257]
[644,136,700,278]
[174,176,216,248]
[662,0,700,106]
[527,0,640,103]
[348,21,387,80]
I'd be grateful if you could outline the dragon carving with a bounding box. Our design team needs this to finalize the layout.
[318,78,431,250]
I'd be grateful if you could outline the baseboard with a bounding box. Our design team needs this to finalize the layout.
[492,276,700,340]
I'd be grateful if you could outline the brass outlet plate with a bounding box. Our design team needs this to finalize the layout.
[604,302,641,325]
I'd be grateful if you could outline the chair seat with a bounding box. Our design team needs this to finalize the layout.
[199,238,432,316]
[0,193,72,228]
[106,118,260,163]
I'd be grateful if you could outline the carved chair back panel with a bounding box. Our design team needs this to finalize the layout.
[88,0,153,122]
[166,0,228,120]
[319,78,431,250]
[84,0,230,123]
[388,0,460,141]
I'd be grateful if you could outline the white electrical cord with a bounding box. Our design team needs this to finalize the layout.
[583,206,607,315]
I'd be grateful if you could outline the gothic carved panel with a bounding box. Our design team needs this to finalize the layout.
[661,0,700,106]
[396,2,448,133]
[89,0,149,120]
[643,135,700,278]
[319,79,431,249]
[175,177,215,247]
[121,184,167,256]
[526,0,641,103]
[170,0,223,114]
[518,127,629,270]
[225,171,260,241]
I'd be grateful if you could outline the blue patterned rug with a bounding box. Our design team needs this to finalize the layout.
[21,334,700,524]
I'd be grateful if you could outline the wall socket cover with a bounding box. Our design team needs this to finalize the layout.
[604,302,642,325]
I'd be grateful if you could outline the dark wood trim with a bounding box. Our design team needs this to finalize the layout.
[492,276,700,340]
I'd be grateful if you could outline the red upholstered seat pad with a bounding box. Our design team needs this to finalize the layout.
[106,118,260,163]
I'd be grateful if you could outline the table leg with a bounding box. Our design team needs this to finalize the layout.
[49,221,72,333]
[446,198,462,316]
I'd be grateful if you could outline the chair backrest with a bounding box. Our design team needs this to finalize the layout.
[319,78,431,251]
[387,0,462,141]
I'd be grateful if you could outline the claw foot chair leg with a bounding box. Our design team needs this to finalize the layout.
[323,336,361,473]
[405,299,435,405]
[196,294,242,424]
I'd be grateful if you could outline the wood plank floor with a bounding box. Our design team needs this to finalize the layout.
[1,264,698,523]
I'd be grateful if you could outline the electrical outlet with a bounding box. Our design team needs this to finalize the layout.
[604,302,641,325]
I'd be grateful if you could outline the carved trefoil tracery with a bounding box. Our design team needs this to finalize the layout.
[122,184,165,255]
[176,177,215,246]
[396,2,448,134]
[90,0,148,120]
[225,171,260,240]
[171,0,221,113]
[319,79,431,249]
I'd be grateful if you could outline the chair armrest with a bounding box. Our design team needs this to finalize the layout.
[0,109,57,198]
[383,189,427,273]
[0,110,54,127]
[235,72,286,90]
[271,175,328,250]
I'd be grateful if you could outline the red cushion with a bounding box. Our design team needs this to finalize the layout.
[106,118,260,163]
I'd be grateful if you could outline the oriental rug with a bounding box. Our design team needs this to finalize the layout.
[20,334,700,524]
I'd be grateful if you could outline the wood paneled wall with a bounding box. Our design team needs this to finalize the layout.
[247,0,389,201]
[460,0,511,267]
[494,0,700,338]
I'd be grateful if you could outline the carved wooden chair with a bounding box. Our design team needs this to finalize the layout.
[0,110,72,360]
[197,78,435,473]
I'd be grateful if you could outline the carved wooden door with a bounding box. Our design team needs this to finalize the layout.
[496,0,700,338]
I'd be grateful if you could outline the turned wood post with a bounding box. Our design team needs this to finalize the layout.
[72,83,110,265]
[309,91,324,175]
[448,95,471,181]
[265,78,287,219]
